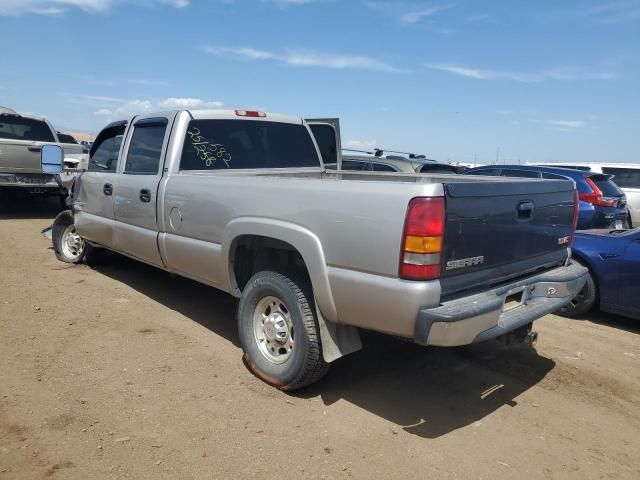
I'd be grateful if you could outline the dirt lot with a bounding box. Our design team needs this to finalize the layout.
[1,196,639,480]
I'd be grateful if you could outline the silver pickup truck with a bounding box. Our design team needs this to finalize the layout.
[42,109,587,390]
[0,107,86,202]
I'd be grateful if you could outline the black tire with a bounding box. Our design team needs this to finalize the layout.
[52,210,103,265]
[52,210,84,263]
[558,263,597,318]
[238,270,329,391]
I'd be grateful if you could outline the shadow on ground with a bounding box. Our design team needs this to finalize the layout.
[91,252,557,439]
[94,253,241,347]
[580,310,640,335]
[0,191,63,220]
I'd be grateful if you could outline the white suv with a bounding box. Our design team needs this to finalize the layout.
[533,163,640,227]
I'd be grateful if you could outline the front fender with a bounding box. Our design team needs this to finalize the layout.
[221,217,339,323]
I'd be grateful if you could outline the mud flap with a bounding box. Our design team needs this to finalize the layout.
[315,301,362,363]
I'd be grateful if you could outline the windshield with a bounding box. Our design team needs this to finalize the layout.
[0,115,55,142]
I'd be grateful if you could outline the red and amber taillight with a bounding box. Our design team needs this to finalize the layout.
[399,197,445,280]
[579,177,617,207]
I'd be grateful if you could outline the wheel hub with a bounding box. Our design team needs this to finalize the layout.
[61,224,85,259]
[263,313,289,343]
[253,296,294,364]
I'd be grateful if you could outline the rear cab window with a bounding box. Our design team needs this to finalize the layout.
[0,115,55,142]
[180,120,319,170]
[602,167,640,189]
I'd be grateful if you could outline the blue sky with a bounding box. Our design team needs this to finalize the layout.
[1,0,638,164]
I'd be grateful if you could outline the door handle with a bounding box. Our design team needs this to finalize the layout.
[599,252,619,260]
[103,183,113,196]
[28,146,42,153]
[139,189,151,203]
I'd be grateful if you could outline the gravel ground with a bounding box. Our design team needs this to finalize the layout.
[1,196,639,479]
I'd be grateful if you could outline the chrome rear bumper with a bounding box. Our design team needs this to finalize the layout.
[414,261,588,347]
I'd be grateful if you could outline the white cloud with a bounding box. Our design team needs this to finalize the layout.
[365,2,453,24]
[93,99,153,118]
[399,5,454,24]
[427,63,620,82]
[0,0,189,16]
[159,97,223,108]
[91,96,225,121]
[343,139,378,151]
[203,45,402,72]
[547,120,585,128]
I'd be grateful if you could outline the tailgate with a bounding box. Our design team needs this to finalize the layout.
[0,139,44,174]
[440,178,575,297]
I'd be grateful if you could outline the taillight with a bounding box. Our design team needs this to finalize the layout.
[235,110,266,118]
[399,197,445,280]
[579,177,617,207]
[569,189,579,245]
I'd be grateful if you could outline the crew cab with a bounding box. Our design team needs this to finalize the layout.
[0,107,86,201]
[42,109,587,390]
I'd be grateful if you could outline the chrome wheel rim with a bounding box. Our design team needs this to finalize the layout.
[253,296,294,364]
[61,224,85,260]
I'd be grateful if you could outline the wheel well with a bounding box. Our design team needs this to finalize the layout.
[571,253,599,301]
[231,235,309,292]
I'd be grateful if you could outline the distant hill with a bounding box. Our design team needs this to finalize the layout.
[65,131,96,142]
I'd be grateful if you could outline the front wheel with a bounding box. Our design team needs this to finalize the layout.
[238,270,329,391]
[52,210,85,263]
[558,263,597,318]
[51,210,103,265]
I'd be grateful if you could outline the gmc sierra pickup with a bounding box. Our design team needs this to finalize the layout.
[42,109,587,390]
[0,107,85,202]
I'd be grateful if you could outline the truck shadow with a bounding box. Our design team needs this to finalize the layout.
[311,334,555,438]
[578,311,640,335]
[0,192,63,220]
[93,253,555,439]
[93,253,241,348]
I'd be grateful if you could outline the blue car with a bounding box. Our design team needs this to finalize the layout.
[558,228,640,320]
[464,165,629,229]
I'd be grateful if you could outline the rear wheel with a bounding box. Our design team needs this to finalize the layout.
[558,263,597,317]
[238,270,329,391]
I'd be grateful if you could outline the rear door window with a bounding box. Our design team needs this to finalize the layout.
[341,160,367,171]
[180,120,319,170]
[57,133,78,144]
[0,115,55,142]
[370,162,398,172]
[601,167,640,189]
[124,120,167,174]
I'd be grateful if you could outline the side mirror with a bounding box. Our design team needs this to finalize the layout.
[41,144,64,174]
